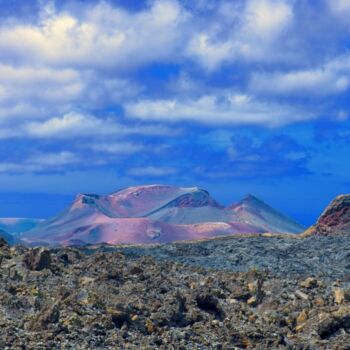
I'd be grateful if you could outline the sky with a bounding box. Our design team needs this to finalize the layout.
[0,0,350,224]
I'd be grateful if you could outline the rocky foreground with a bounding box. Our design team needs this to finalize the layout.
[2,236,350,349]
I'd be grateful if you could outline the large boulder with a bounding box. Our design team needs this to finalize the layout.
[23,248,52,271]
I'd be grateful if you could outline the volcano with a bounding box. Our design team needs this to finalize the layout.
[21,185,305,246]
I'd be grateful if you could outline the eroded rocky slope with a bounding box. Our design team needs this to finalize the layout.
[307,194,350,236]
[2,236,350,349]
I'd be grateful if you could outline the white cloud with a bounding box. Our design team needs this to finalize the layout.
[0,111,175,140]
[125,94,314,126]
[0,0,347,184]
[89,142,145,155]
[0,63,141,126]
[0,64,83,111]
[0,102,48,122]
[168,71,204,95]
[0,0,345,152]
[25,112,114,138]
[328,0,350,21]
[0,163,34,173]
[29,151,78,166]
[250,54,350,96]
[186,34,235,71]
[0,0,189,70]
[186,0,295,70]
[0,0,187,140]
[128,166,177,177]
[239,0,294,61]
[0,151,79,173]
[0,64,78,86]
[243,0,293,41]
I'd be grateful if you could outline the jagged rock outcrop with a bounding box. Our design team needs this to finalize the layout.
[305,194,350,236]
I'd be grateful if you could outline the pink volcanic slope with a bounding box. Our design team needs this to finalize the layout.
[229,195,305,234]
[21,215,260,247]
[70,184,221,218]
[21,185,303,247]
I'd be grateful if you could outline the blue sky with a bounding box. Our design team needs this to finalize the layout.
[0,0,350,224]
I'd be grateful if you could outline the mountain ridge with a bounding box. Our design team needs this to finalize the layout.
[20,185,305,246]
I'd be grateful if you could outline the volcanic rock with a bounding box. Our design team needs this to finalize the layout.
[307,194,350,236]
[28,303,60,331]
[1,236,350,348]
[23,247,51,271]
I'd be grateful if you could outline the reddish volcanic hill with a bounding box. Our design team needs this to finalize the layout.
[21,185,305,247]
[71,185,222,218]
[305,194,350,236]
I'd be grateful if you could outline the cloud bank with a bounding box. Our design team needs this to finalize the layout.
[0,0,348,189]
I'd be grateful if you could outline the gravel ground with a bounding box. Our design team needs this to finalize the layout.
[87,235,350,281]
[2,235,350,349]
